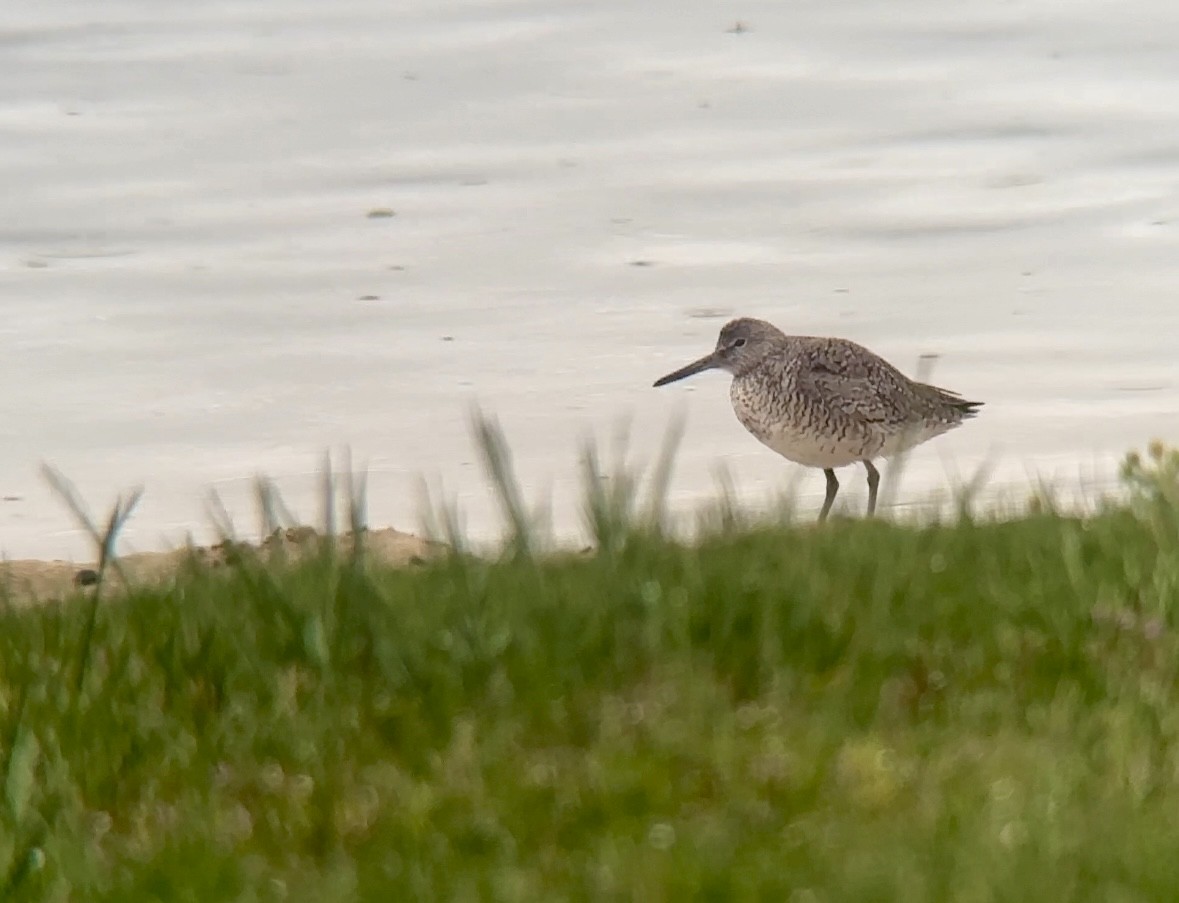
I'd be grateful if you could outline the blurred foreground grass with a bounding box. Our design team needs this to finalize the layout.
[3,438,1179,901]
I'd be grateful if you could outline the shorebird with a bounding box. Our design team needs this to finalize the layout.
[653,317,981,521]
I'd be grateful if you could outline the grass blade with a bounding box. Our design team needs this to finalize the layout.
[471,408,533,557]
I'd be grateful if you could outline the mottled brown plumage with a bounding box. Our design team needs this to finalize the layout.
[653,317,981,520]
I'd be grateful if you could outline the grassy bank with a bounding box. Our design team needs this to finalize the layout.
[2,441,1179,901]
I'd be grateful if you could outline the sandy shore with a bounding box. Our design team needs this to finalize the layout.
[4,0,1178,561]
[0,525,444,609]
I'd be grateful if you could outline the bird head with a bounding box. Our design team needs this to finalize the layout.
[653,317,785,386]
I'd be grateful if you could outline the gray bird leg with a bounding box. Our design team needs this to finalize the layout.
[863,460,880,517]
[820,468,839,522]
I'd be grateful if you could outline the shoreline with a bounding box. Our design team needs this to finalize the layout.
[0,485,1126,609]
[0,438,1162,608]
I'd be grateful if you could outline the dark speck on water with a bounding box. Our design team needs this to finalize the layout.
[366,208,396,219]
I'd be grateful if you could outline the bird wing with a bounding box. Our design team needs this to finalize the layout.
[792,343,918,427]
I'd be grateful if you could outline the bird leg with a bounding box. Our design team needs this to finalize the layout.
[863,460,880,517]
[819,468,839,522]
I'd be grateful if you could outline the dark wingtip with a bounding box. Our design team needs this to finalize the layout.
[928,384,982,417]
[957,399,984,417]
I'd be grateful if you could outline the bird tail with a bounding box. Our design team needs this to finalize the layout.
[920,383,983,419]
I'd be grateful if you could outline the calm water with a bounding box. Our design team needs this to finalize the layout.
[3,0,1179,559]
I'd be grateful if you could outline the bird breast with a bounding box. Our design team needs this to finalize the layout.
[729,374,874,469]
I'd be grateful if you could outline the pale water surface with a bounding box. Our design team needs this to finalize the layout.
[3,0,1179,559]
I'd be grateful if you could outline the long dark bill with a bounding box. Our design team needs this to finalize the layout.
[653,352,720,387]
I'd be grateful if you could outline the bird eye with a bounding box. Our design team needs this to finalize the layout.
[732,337,747,349]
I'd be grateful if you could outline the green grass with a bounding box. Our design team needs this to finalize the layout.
[3,439,1179,901]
